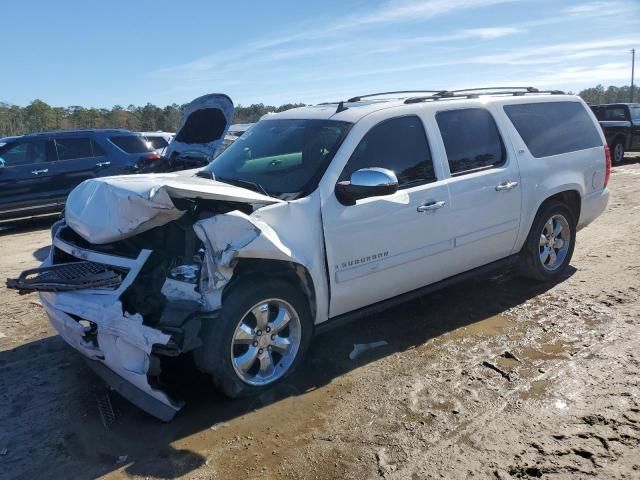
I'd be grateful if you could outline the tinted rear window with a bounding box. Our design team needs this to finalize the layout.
[145,136,169,149]
[504,102,602,158]
[55,137,94,160]
[109,135,152,154]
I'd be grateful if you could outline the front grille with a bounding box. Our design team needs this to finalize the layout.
[6,261,124,294]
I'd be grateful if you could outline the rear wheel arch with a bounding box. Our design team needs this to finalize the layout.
[543,190,581,223]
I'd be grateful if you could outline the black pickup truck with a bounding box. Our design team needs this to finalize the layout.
[590,103,640,164]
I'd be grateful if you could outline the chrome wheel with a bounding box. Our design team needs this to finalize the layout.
[539,214,571,271]
[230,298,301,386]
[613,143,624,164]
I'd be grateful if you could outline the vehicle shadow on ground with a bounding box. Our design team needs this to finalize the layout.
[618,154,640,166]
[32,245,51,261]
[0,267,574,479]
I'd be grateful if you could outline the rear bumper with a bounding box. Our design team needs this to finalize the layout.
[40,290,183,421]
[578,188,609,231]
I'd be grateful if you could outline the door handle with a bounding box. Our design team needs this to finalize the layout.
[31,168,49,175]
[417,200,446,213]
[95,161,111,168]
[495,181,519,191]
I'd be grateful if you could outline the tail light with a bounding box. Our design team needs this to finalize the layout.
[144,153,161,161]
[604,144,611,188]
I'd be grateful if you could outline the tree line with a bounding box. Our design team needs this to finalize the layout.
[0,84,635,138]
[0,101,305,138]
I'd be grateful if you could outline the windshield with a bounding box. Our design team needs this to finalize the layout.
[629,106,640,123]
[202,119,352,199]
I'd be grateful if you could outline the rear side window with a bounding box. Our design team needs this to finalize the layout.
[55,137,94,160]
[145,136,169,149]
[504,102,602,158]
[91,139,106,156]
[436,108,505,176]
[341,116,436,188]
[592,106,628,121]
[109,135,152,154]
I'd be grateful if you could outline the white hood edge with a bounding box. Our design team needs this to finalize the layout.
[65,171,282,244]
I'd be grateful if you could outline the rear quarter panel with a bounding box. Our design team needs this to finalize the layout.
[494,97,607,251]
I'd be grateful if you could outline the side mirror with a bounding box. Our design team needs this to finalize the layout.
[335,167,399,206]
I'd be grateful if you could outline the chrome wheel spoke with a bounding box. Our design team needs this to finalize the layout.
[259,350,275,376]
[235,346,258,372]
[540,246,550,264]
[553,238,564,249]
[234,324,254,344]
[548,248,557,266]
[545,219,554,236]
[271,306,291,333]
[252,303,270,329]
[552,220,562,237]
[271,335,291,354]
[539,234,547,247]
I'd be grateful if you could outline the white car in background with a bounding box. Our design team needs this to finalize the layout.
[139,131,175,156]
[214,123,254,157]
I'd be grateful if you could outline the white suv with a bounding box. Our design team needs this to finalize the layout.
[9,88,610,420]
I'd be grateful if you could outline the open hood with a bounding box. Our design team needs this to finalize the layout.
[65,170,282,244]
[164,94,234,160]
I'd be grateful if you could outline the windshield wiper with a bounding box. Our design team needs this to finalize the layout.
[195,170,271,197]
[222,177,271,198]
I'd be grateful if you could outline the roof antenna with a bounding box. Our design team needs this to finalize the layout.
[335,101,348,114]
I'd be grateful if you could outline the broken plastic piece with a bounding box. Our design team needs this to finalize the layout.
[6,262,122,294]
[349,341,388,360]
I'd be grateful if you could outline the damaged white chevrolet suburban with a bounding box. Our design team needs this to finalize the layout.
[8,88,610,421]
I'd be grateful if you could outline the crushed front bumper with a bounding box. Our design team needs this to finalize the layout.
[40,290,183,421]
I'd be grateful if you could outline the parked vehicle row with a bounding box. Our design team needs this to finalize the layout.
[0,94,250,220]
[590,103,640,164]
[8,87,610,421]
[0,129,157,219]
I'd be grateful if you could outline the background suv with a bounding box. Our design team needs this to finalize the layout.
[0,129,157,220]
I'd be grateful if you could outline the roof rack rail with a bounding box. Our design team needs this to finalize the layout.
[347,90,442,103]
[404,87,565,104]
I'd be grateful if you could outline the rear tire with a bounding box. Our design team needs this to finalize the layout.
[194,277,312,398]
[611,140,625,165]
[519,200,576,281]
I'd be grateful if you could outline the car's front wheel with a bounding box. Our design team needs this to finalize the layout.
[519,200,576,281]
[194,277,312,398]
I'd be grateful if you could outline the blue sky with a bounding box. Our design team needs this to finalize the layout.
[2,0,639,108]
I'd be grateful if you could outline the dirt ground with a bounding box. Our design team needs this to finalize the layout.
[1,160,639,480]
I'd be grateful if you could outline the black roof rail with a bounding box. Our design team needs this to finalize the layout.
[23,128,131,137]
[347,90,442,103]
[403,87,566,104]
[448,86,540,94]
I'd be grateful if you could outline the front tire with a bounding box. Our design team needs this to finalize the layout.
[194,277,312,398]
[519,200,576,281]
